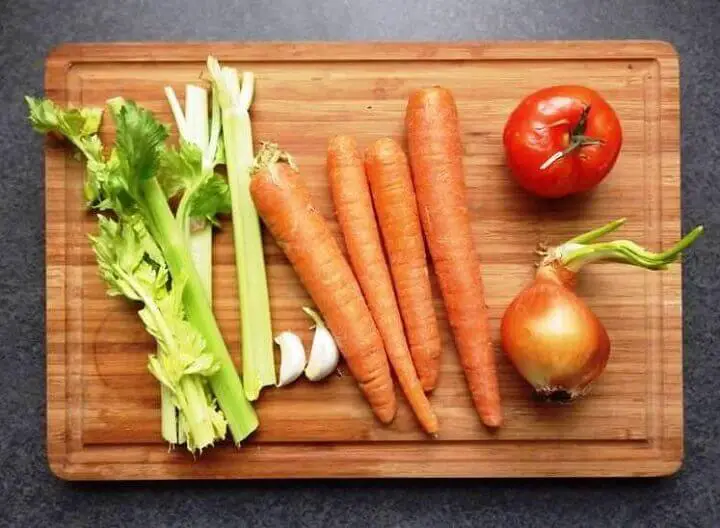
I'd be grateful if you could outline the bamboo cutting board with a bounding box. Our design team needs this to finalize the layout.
[45,41,682,479]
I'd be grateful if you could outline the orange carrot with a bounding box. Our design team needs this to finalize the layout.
[406,87,503,427]
[250,146,396,424]
[327,135,438,434]
[364,137,442,393]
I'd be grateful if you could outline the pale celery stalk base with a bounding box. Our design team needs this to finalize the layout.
[209,60,275,400]
[223,107,275,400]
[184,83,213,302]
[187,225,213,298]
[160,384,178,445]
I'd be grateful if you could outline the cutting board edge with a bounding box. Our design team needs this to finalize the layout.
[45,439,684,481]
[44,39,679,68]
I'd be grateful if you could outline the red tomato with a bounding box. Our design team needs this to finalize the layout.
[503,85,622,198]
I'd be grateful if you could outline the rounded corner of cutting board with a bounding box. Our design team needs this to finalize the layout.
[644,40,680,61]
[47,454,73,482]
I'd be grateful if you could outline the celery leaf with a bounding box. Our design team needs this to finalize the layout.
[107,97,169,196]
[26,96,102,142]
[160,140,232,227]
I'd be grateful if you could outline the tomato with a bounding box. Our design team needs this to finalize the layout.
[503,85,622,198]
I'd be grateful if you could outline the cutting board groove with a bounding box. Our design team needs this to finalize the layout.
[45,41,682,479]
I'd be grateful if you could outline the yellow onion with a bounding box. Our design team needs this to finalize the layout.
[501,219,702,402]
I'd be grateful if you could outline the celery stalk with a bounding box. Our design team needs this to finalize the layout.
[160,85,187,445]
[207,57,275,400]
[178,375,217,450]
[160,84,223,444]
[27,95,258,447]
[143,177,259,442]
[161,385,178,445]
[183,84,213,298]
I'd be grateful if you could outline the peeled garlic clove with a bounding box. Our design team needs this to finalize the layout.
[275,331,306,387]
[303,307,339,382]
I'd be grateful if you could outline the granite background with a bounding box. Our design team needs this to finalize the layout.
[1,0,718,526]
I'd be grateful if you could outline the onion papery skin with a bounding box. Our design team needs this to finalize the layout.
[500,271,611,401]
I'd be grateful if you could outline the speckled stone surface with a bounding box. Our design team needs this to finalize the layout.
[1,0,719,526]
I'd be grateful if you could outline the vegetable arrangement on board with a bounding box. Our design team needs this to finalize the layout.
[28,57,703,455]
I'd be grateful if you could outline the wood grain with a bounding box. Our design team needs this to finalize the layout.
[45,41,682,479]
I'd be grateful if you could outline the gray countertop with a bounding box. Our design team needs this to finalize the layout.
[2,0,719,526]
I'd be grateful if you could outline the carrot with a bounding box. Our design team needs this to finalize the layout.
[327,135,438,434]
[250,145,396,424]
[364,138,442,393]
[405,87,503,427]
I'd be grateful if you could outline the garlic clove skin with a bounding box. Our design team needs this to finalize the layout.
[303,307,339,382]
[305,326,339,381]
[275,331,306,387]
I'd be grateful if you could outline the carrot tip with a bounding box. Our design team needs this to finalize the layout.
[375,405,398,424]
[482,414,503,429]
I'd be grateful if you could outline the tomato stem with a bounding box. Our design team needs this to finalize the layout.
[573,104,592,136]
[539,105,605,171]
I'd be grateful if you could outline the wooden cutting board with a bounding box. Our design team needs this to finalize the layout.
[45,41,682,479]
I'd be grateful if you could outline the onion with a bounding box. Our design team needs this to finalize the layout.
[501,218,703,401]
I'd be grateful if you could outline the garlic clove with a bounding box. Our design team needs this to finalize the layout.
[303,307,339,382]
[275,331,306,387]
